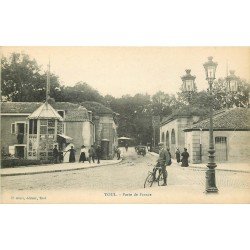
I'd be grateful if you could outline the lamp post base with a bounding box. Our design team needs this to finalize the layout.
[205,169,218,193]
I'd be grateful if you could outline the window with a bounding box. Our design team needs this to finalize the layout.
[11,123,15,134]
[40,120,48,134]
[166,131,169,147]
[16,123,25,134]
[161,132,165,142]
[57,110,65,119]
[29,119,37,134]
[11,122,27,134]
[215,137,227,144]
[171,129,176,144]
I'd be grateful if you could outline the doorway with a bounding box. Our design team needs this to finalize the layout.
[215,137,228,162]
[101,140,110,160]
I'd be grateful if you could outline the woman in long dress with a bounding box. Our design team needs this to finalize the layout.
[181,148,189,167]
[175,148,181,163]
[69,146,76,163]
[64,144,76,163]
[63,143,74,163]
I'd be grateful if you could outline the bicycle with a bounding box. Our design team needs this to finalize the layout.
[144,164,165,188]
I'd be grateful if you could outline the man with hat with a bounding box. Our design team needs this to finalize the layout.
[156,142,171,186]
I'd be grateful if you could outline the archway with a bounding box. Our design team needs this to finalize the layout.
[166,131,169,147]
[170,129,176,157]
[161,132,165,143]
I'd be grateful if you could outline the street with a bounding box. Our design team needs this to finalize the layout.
[1,148,250,203]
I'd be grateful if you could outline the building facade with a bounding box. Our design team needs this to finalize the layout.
[184,108,250,164]
[160,107,250,164]
[81,101,118,159]
[160,114,200,157]
[1,101,94,161]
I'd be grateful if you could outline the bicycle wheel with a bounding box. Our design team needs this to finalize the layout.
[144,173,154,188]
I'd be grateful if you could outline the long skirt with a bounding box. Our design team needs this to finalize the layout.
[181,158,189,167]
[69,152,76,163]
[176,154,180,163]
[79,152,86,162]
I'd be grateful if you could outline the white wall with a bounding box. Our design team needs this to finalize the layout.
[186,130,250,163]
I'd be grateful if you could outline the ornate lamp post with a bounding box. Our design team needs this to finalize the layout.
[225,70,239,108]
[203,56,218,193]
[181,69,196,103]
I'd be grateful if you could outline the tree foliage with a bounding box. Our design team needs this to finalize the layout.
[1,52,62,102]
[60,81,104,103]
[2,52,250,146]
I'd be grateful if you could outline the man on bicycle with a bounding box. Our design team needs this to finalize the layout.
[156,142,171,186]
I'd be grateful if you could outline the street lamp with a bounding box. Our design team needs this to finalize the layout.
[203,56,218,193]
[226,70,238,93]
[181,69,196,103]
[225,70,239,108]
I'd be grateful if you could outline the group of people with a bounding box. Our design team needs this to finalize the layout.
[52,144,102,164]
[78,145,102,164]
[156,144,190,186]
[175,148,189,167]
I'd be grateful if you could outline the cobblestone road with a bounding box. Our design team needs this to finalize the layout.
[2,149,250,193]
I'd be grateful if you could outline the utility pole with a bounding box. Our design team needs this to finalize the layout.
[46,59,50,103]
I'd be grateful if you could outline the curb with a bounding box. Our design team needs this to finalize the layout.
[1,159,123,177]
[148,151,250,174]
[188,165,250,174]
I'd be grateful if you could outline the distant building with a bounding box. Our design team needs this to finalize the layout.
[160,112,200,157]
[1,101,94,161]
[184,108,250,163]
[160,107,250,164]
[81,101,118,159]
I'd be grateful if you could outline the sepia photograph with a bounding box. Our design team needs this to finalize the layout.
[0,46,249,204]
[1,2,250,250]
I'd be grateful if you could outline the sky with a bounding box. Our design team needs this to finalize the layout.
[2,47,250,98]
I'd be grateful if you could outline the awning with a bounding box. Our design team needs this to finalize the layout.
[58,134,73,140]
[118,137,132,140]
[101,139,110,141]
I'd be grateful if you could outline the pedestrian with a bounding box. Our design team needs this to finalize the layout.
[167,148,172,164]
[125,143,128,152]
[155,142,171,186]
[53,145,59,164]
[79,145,86,163]
[117,147,121,160]
[175,148,181,163]
[58,151,64,163]
[181,148,189,167]
[96,145,102,164]
[88,145,95,163]
[66,146,76,163]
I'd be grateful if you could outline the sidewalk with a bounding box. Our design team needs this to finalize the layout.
[148,151,250,173]
[0,159,123,177]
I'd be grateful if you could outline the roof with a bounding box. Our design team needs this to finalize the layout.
[1,102,41,113]
[52,102,89,122]
[28,103,63,120]
[1,102,90,122]
[184,108,250,131]
[161,106,209,125]
[80,101,114,115]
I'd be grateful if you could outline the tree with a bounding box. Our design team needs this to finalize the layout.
[1,52,62,102]
[150,91,177,118]
[60,81,104,103]
[213,77,250,109]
